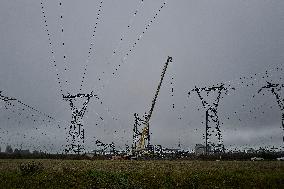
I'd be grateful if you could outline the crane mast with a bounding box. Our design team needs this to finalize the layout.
[132,56,173,155]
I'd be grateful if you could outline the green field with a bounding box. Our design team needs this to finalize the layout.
[0,159,283,188]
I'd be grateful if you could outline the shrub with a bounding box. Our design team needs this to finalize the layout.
[18,161,44,175]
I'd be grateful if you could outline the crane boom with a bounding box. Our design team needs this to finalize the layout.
[147,56,173,121]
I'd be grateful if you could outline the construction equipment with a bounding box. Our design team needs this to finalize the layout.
[132,56,173,156]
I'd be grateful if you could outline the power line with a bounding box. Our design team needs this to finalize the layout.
[92,0,169,95]
[79,1,104,92]
[40,0,68,95]
[58,0,70,90]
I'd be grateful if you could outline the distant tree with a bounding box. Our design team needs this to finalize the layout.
[21,149,30,155]
[33,150,39,155]
[14,148,20,154]
[5,145,13,154]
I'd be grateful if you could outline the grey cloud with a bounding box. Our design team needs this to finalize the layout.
[0,0,283,152]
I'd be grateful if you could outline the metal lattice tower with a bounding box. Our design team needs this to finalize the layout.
[258,81,284,143]
[63,91,97,154]
[132,56,173,154]
[191,83,234,154]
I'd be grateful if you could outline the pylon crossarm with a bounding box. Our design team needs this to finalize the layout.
[258,82,284,109]
[257,81,284,143]
[0,93,16,102]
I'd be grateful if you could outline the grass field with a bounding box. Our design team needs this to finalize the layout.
[0,159,283,188]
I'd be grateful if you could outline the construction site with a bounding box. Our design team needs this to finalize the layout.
[0,0,284,160]
[1,1,284,188]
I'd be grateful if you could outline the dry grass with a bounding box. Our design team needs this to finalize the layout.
[0,159,283,188]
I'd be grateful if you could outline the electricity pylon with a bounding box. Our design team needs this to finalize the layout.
[190,83,234,154]
[63,91,98,154]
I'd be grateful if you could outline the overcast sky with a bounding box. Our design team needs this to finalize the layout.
[0,0,283,153]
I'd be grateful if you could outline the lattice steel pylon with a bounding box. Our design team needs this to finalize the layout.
[132,56,173,155]
[258,81,284,143]
[190,83,234,154]
[63,91,98,154]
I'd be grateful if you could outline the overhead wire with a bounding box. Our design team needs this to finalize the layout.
[79,0,104,92]
[40,0,68,95]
